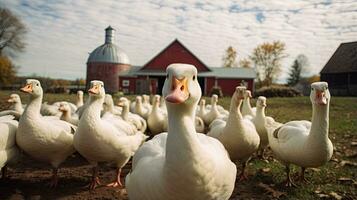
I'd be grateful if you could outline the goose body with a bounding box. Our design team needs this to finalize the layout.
[126,64,236,200]
[208,86,260,179]
[16,79,76,187]
[133,96,151,120]
[203,95,225,126]
[74,80,147,189]
[267,82,333,186]
[0,115,20,177]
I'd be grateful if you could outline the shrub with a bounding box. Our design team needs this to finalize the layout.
[255,85,302,97]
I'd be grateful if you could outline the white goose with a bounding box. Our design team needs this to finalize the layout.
[59,102,79,126]
[208,86,260,180]
[203,95,226,126]
[267,82,333,186]
[133,96,151,120]
[76,90,84,108]
[126,64,236,200]
[16,79,76,187]
[117,97,147,133]
[74,80,147,189]
[147,95,168,136]
[7,94,25,114]
[196,99,208,120]
[0,115,20,179]
[241,90,256,117]
[250,96,275,159]
[142,94,152,111]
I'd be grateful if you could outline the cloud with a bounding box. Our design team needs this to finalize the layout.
[1,0,356,82]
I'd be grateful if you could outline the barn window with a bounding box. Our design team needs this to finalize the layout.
[122,80,130,87]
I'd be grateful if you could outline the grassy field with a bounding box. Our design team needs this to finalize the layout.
[0,90,356,199]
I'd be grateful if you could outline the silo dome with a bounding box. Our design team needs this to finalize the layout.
[87,26,130,64]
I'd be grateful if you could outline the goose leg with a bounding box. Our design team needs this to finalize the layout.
[284,165,296,187]
[257,148,267,160]
[299,167,309,183]
[49,168,58,188]
[1,165,7,180]
[238,161,249,181]
[89,166,101,190]
[107,168,123,188]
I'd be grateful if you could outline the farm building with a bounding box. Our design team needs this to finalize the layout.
[86,26,256,96]
[320,42,357,96]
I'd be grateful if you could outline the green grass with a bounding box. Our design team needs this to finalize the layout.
[1,90,356,199]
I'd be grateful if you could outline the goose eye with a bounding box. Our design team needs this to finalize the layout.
[311,88,314,91]
[166,74,169,79]
[36,83,39,86]
[193,76,196,81]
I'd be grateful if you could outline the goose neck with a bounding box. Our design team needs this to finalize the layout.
[84,97,104,120]
[309,103,329,140]
[244,97,252,109]
[23,95,42,118]
[165,103,201,163]
[121,105,129,120]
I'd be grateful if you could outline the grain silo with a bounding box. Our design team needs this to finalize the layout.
[86,26,130,93]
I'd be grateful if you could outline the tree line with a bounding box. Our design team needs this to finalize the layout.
[222,42,311,87]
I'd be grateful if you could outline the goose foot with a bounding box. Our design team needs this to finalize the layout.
[89,177,101,190]
[284,165,296,187]
[88,166,101,190]
[48,168,58,188]
[106,168,123,188]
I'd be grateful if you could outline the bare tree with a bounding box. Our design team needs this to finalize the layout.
[222,46,238,67]
[250,41,287,86]
[0,7,27,56]
[239,58,252,68]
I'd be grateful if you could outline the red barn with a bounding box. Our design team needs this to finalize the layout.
[87,27,256,96]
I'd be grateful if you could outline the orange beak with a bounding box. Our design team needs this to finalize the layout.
[7,98,13,103]
[117,101,124,107]
[88,85,99,94]
[165,76,189,104]
[315,90,327,105]
[20,84,33,93]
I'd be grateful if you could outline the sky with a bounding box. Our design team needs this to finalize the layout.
[1,0,357,82]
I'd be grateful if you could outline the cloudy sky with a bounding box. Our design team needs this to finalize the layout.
[2,0,356,82]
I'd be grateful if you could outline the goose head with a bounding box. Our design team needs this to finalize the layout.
[244,90,252,99]
[7,94,21,103]
[20,79,43,98]
[211,94,218,104]
[77,90,83,98]
[142,95,150,104]
[103,94,114,112]
[88,80,105,99]
[199,99,206,107]
[162,63,201,109]
[153,95,160,106]
[135,96,142,105]
[117,97,130,108]
[310,82,330,106]
[58,102,71,113]
[256,96,267,108]
[232,86,246,105]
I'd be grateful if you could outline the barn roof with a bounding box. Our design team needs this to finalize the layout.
[121,66,256,79]
[320,41,357,74]
[140,39,211,72]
